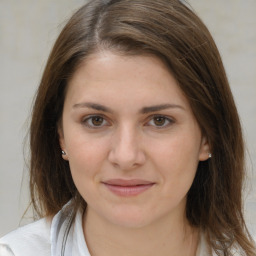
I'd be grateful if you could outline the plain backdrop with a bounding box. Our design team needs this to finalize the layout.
[0,0,256,238]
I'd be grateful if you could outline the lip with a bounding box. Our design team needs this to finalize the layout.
[102,179,155,197]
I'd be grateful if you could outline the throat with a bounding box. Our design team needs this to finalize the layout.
[82,208,199,256]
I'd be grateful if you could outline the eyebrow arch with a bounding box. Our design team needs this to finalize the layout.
[140,104,185,114]
[73,102,113,113]
[72,102,184,114]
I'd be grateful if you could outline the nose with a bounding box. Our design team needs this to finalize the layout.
[108,125,146,170]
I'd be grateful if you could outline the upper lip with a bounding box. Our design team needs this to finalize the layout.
[102,179,155,186]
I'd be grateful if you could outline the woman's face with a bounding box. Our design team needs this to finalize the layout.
[59,51,209,228]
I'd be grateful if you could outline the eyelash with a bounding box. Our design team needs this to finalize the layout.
[81,115,174,129]
[82,115,110,129]
[146,115,174,128]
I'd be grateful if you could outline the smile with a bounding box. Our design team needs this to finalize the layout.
[102,179,155,197]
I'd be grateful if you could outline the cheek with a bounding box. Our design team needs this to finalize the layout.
[66,135,109,179]
[150,134,200,189]
[67,139,109,201]
[152,134,200,166]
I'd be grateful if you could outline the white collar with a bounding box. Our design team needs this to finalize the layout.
[50,201,90,256]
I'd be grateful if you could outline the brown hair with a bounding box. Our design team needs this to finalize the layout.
[29,0,255,255]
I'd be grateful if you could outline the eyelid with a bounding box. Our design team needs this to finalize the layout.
[80,114,175,129]
[82,114,110,128]
[145,114,175,128]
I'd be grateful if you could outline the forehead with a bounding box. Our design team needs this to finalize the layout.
[70,51,171,84]
[65,51,190,111]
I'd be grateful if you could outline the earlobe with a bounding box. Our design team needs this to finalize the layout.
[58,127,69,161]
[199,136,211,161]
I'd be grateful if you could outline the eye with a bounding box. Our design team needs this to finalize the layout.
[82,115,109,128]
[147,115,174,128]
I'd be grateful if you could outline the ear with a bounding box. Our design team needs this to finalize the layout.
[198,136,211,161]
[58,126,69,161]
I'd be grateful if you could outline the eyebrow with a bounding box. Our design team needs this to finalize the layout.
[73,102,113,113]
[140,104,185,114]
[72,102,184,113]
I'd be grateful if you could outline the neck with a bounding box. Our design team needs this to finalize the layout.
[83,207,199,256]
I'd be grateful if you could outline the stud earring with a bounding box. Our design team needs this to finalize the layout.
[208,153,212,158]
[61,150,66,155]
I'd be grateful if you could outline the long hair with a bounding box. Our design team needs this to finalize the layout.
[29,0,255,255]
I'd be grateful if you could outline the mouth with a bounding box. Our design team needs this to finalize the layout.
[102,179,155,197]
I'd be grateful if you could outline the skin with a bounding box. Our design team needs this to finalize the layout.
[59,51,210,256]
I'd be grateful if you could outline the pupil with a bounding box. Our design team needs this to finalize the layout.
[154,117,165,126]
[92,117,103,126]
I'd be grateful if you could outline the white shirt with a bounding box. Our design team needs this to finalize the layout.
[0,202,215,256]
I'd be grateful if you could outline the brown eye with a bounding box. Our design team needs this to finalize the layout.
[83,115,108,128]
[147,115,174,128]
[153,116,166,126]
[91,116,104,126]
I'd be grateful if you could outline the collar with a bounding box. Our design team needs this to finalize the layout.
[50,201,90,256]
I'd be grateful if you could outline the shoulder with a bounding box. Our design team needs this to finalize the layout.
[0,218,51,256]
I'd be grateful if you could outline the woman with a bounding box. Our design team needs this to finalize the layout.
[0,0,255,255]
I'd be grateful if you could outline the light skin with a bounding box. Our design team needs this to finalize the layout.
[59,50,210,256]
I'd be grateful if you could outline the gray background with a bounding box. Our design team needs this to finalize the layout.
[0,0,255,238]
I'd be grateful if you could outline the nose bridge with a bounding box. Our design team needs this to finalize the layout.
[108,122,145,169]
[119,124,137,153]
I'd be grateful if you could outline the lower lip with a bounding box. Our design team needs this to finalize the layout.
[103,183,154,197]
